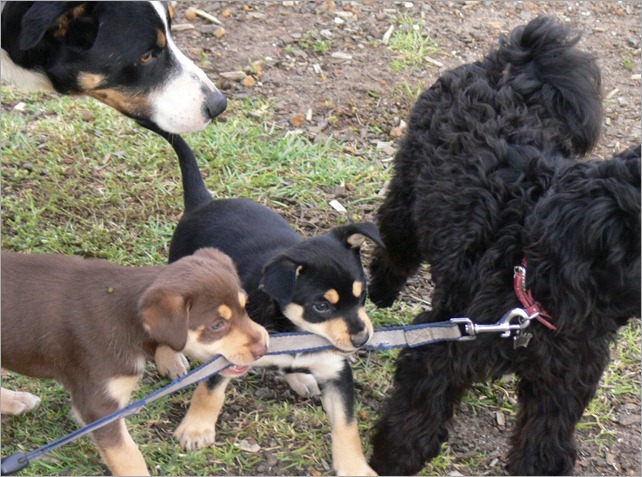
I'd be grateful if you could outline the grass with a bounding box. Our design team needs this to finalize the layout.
[2,83,640,476]
[298,31,332,55]
[387,14,440,72]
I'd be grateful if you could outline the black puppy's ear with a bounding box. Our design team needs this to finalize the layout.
[260,256,301,307]
[20,2,97,51]
[332,222,384,249]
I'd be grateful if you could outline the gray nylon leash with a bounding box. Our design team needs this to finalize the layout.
[1,310,530,475]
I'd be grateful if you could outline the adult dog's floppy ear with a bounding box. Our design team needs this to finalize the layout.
[139,287,190,351]
[20,2,98,51]
[332,222,384,249]
[260,256,300,308]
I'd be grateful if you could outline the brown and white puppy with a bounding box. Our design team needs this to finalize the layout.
[1,248,269,476]
[1,1,226,133]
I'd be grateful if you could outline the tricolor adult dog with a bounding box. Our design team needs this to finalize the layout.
[1,1,226,133]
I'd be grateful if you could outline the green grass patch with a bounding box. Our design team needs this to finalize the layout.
[388,15,440,72]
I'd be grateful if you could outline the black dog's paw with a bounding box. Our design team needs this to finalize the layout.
[368,278,400,308]
[368,255,406,308]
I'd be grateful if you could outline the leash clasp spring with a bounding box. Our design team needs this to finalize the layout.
[450,308,531,341]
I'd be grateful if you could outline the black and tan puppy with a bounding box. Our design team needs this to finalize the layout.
[151,127,381,476]
[1,248,269,476]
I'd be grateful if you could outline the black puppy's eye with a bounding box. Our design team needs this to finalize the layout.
[313,302,330,313]
[139,52,154,64]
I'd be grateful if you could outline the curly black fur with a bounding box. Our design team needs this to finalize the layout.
[368,16,641,476]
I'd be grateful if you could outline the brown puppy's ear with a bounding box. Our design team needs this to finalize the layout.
[332,222,384,249]
[139,288,189,351]
[193,247,237,275]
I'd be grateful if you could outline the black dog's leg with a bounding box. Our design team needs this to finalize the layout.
[369,176,422,308]
[174,375,232,450]
[507,353,609,476]
[370,338,474,476]
[317,359,376,476]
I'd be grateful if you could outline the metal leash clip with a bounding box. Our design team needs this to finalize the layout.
[450,308,532,345]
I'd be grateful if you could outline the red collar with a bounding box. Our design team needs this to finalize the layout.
[513,259,557,331]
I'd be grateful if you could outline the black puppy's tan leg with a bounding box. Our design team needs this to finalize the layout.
[1,387,41,414]
[175,375,231,450]
[73,374,148,476]
[317,359,376,476]
[154,344,190,379]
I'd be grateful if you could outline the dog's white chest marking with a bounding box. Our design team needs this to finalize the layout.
[256,350,347,382]
[1,49,54,92]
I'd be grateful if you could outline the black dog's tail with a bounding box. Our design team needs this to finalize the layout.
[137,121,212,214]
[488,16,602,156]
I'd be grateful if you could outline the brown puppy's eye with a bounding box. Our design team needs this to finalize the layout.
[210,320,226,332]
[139,52,154,64]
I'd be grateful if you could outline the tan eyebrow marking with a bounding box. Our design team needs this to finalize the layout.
[352,281,363,298]
[218,305,232,320]
[156,29,167,49]
[324,289,340,304]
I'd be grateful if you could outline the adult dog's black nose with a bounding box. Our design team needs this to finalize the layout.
[204,89,227,119]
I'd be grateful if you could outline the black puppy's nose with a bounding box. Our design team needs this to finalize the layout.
[204,89,227,119]
[350,329,370,348]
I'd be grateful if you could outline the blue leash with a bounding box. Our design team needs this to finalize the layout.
[1,311,530,475]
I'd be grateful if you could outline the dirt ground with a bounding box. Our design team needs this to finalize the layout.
[169,1,641,475]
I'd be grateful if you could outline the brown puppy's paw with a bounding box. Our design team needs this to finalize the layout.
[1,388,41,415]
[154,346,190,380]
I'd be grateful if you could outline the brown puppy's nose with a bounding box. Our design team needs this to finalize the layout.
[350,330,370,348]
[251,342,268,360]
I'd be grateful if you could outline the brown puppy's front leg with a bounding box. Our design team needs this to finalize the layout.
[317,359,377,476]
[154,345,190,379]
[175,375,231,450]
[72,374,149,476]
[95,420,150,476]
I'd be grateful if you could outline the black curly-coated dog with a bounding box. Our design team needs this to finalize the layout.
[368,16,641,476]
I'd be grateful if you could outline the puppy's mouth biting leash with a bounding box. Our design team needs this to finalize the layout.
[1,300,543,475]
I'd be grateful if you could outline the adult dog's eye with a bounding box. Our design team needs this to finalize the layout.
[139,52,154,64]
[210,320,226,332]
[313,302,330,313]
